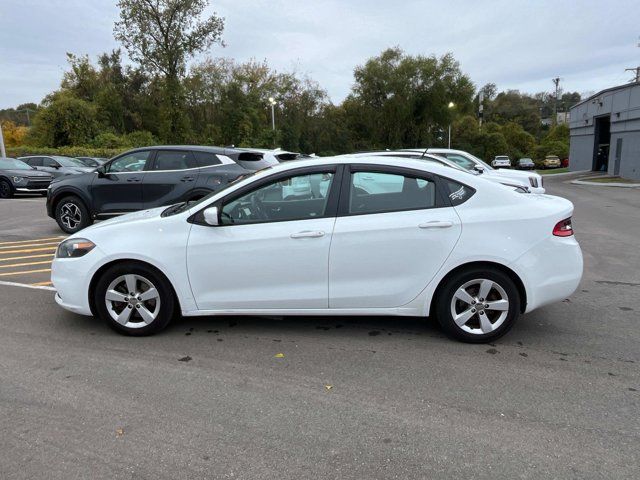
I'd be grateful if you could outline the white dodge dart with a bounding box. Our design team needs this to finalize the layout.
[52,156,583,342]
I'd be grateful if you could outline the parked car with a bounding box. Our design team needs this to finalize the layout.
[491,156,512,168]
[19,155,95,178]
[516,158,535,170]
[542,155,562,169]
[51,155,583,343]
[0,157,53,198]
[402,148,545,193]
[46,145,272,234]
[76,156,108,167]
[344,151,533,193]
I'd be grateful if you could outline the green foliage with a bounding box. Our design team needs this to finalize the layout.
[6,146,123,159]
[28,94,99,147]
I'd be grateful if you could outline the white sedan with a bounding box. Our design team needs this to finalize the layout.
[52,156,583,342]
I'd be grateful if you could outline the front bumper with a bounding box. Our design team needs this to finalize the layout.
[16,187,48,193]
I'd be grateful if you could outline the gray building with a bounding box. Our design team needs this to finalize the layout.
[569,82,640,180]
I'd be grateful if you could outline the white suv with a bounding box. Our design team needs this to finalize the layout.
[492,156,512,168]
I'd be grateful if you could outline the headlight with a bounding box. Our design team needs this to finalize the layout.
[12,176,25,184]
[56,238,96,258]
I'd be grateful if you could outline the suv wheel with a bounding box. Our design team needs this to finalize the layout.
[55,196,92,233]
[94,262,176,336]
[0,179,14,198]
[435,267,520,343]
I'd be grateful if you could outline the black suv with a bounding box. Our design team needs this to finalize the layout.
[46,146,271,233]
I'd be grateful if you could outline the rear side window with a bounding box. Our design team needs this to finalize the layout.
[349,171,436,215]
[441,178,475,206]
[153,151,196,171]
[193,151,222,167]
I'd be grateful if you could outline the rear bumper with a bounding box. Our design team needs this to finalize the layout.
[514,236,583,313]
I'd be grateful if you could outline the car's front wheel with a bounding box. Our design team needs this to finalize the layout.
[0,179,14,199]
[55,196,92,233]
[94,262,176,336]
[435,267,520,343]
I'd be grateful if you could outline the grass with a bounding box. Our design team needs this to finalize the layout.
[582,176,638,184]
[536,168,570,175]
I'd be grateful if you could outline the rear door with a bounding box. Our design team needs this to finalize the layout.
[91,150,151,214]
[142,150,199,208]
[329,165,462,308]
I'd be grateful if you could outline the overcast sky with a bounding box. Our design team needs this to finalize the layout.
[1,0,639,109]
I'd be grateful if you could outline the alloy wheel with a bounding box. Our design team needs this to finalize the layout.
[60,202,82,230]
[104,274,161,329]
[450,278,510,335]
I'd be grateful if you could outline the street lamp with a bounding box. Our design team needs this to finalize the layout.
[268,97,276,131]
[448,101,455,149]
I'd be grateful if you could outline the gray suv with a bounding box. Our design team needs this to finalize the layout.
[19,155,95,178]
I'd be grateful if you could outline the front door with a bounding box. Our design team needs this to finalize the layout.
[187,168,340,310]
[143,150,198,208]
[329,167,461,308]
[91,150,152,215]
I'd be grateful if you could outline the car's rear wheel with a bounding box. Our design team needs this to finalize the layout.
[55,196,92,233]
[94,262,175,336]
[435,267,520,343]
[0,179,14,199]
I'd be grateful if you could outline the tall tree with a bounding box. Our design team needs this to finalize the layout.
[114,0,224,140]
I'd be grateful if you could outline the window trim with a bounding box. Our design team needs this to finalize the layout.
[189,164,344,227]
[337,164,450,217]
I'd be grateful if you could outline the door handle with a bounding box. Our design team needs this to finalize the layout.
[126,177,142,183]
[290,230,325,239]
[418,221,453,229]
[180,176,195,182]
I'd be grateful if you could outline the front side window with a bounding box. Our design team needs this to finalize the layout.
[221,172,334,225]
[25,157,42,167]
[43,158,59,168]
[153,150,196,171]
[107,151,151,173]
[349,171,435,215]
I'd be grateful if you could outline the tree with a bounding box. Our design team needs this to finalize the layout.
[114,0,225,140]
[28,95,98,147]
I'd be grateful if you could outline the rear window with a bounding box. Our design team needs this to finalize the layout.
[440,178,475,206]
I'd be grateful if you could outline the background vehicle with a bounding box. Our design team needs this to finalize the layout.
[237,148,301,165]
[412,148,544,194]
[76,157,108,167]
[19,155,95,178]
[516,158,535,170]
[491,155,512,168]
[543,155,562,169]
[0,157,53,198]
[46,145,272,233]
[52,156,583,343]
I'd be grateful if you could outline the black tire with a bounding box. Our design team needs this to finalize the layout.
[435,267,520,343]
[0,179,14,199]
[94,262,176,336]
[54,195,92,233]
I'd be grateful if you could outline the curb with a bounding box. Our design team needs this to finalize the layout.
[537,169,590,177]
[570,176,640,188]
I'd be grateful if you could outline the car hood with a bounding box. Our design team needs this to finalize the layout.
[67,167,95,174]
[493,169,541,180]
[1,169,52,178]
[82,206,168,233]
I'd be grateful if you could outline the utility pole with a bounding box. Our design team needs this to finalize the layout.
[478,91,484,130]
[552,77,561,125]
[0,121,6,158]
[17,108,36,126]
[625,67,640,83]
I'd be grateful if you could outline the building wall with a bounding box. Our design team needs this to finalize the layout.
[569,135,593,171]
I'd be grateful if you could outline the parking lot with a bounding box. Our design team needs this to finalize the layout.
[0,174,638,479]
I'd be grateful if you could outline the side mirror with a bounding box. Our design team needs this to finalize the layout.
[52,164,61,169]
[96,166,106,177]
[473,164,485,174]
[203,206,220,226]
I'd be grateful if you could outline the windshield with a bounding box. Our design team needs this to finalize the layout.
[54,156,88,167]
[162,167,272,217]
[0,158,33,170]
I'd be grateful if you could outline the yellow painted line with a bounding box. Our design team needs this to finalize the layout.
[0,236,65,246]
[31,281,53,286]
[0,247,57,255]
[0,268,51,277]
[0,253,55,262]
[0,241,62,250]
[0,260,53,269]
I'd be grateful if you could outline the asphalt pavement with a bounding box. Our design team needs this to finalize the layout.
[0,178,638,479]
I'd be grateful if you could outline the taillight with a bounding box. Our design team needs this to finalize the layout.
[553,217,574,237]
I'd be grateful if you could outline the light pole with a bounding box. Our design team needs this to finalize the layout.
[0,121,6,158]
[447,101,455,149]
[268,97,276,131]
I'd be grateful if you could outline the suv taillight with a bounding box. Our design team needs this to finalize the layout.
[553,217,574,237]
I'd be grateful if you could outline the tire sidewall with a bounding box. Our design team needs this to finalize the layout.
[0,179,14,198]
[94,263,175,336]
[436,267,520,343]
[55,196,91,233]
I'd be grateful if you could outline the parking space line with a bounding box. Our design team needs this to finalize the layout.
[0,241,61,250]
[31,281,53,286]
[0,260,53,269]
[0,280,56,291]
[0,253,55,262]
[0,247,58,255]
[0,236,65,246]
[0,268,51,277]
